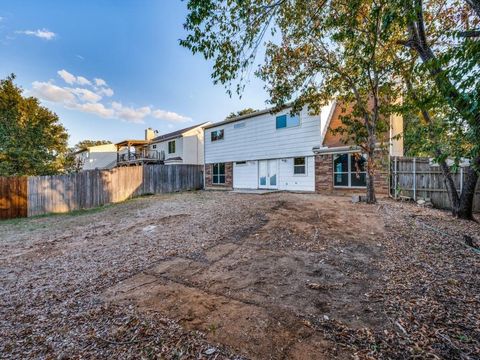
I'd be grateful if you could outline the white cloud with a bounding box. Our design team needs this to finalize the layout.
[112,102,151,123]
[58,69,93,86]
[31,71,192,124]
[70,88,102,103]
[152,109,192,122]
[94,78,107,87]
[72,102,114,118]
[17,28,56,40]
[96,87,114,97]
[76,76,91,86]
[58,69,76,85]
[31,81,76,103]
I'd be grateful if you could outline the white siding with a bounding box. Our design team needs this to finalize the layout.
[230,157,315,191]
[233,161,258,189]
[205,105,332,164]
[149,125,207,165]
[150,137,183,161]
[182,127,205,165]
[78,151,118,170]
[277,156,315,191]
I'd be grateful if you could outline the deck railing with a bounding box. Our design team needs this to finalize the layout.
[118,150,165,163]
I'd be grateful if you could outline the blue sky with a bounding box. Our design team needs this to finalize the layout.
[0,1,269,145]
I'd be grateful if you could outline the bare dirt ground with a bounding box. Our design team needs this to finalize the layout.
[1,191,479,359]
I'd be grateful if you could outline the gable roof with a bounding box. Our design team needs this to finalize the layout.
[203,104,291,130]
[151,122,209,143]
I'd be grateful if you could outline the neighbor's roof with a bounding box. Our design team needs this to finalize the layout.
[203,104,291,130]
[151,122,209,143]
[114,139,150,146]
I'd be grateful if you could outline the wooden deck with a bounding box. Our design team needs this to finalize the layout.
[116,158,163,166]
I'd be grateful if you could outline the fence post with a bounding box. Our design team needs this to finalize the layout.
[394,156,398,199]
[460,167,464,193]
[413,157,416,201]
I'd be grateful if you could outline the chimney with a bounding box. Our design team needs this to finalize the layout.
[145,128,155,141]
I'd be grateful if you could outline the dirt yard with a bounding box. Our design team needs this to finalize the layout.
[1,191,479,359]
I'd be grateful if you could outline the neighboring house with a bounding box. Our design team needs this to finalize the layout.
[115,123,209,166]
[148,122,210,165]
[203,102,403,193]
[75,143,123,170]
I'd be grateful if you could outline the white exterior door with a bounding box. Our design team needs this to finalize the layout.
[259,160,278,189]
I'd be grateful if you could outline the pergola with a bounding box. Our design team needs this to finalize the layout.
[114,139,150,163]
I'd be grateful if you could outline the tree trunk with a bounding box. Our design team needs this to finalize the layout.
[365,152,377,204]
[455,167,478,219]
[436,153,479,220]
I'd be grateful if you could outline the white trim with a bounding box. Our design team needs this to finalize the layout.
[320,99,337,145]
[293,156,308,177]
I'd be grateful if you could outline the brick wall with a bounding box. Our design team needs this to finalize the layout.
[205,162,233,189]
[315,153,390,196]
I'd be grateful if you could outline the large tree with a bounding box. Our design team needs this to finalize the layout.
[0,75,70,176]
[226,108,258,119]
[181,0,404,204]
[398,0,480,219]
[73,140,112,152]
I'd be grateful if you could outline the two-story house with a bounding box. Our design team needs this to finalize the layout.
[148,122,209,165]
[204,102,403,194]
[115,123,209,166]
[204,104,335,192]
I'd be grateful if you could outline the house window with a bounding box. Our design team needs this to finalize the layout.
[276,114,300,129]
[233,122,246,129]
[168,140,175,154]
[235,161,247,166]
[333,153,367,187]
[152,144,157,149]
[293,157,306,175]
[211,129,224,141]
[212,163,225,184]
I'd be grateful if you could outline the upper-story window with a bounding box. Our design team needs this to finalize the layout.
[276,114,300,129]
[211,129,224,141]
[152,144,157,149]
[168,140,176,154]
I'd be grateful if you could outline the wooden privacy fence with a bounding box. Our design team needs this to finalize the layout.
[0,164,203,219]
[391,157,480,211]
[0,177,28,219]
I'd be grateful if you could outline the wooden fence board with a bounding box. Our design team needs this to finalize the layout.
[18,164,203,217]
[391,157,480,211]
[0,176,28,219]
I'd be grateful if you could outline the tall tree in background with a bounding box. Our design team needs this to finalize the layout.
[226,108,257,119]
[398,0,480,219]
[0,75,70,176]
[181,0,404,203]
[73,140,112,152]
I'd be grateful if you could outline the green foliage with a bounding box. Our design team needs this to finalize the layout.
[398,0,480,166]
[0,74,70,176]
[226,108,257,119]
[73,140,112,152]
[181,0,410,203]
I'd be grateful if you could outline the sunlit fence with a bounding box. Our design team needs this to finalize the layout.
[0,164,203,220]
[391,156,480,211]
